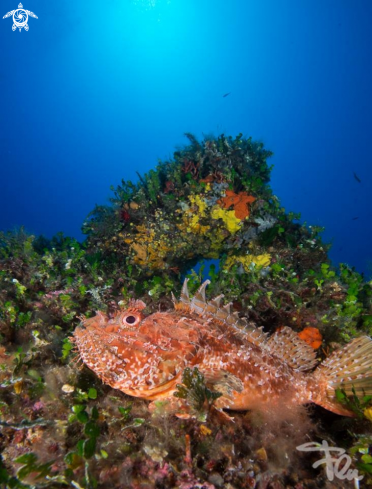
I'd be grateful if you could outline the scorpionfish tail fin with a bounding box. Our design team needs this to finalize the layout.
[312,336,372,416]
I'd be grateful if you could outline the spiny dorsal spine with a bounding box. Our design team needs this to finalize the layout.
[176,279,268,348]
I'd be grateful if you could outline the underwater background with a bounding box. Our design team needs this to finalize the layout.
[2,2,372,488]
[0,0,371,277]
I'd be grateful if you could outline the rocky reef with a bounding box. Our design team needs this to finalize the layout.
[0,133,372,488]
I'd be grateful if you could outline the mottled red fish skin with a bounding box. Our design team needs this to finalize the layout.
[73,306,311,410]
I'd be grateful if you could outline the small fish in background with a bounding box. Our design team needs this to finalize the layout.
[222,92,231,98]
[352,217,359,221]
[353,172,361,183]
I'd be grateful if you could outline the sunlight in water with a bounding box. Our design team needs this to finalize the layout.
[131,0,171,10]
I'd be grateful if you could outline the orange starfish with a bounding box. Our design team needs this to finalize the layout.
[218,190,256,220]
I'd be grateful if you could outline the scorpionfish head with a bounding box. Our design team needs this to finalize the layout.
[73,300,200,399]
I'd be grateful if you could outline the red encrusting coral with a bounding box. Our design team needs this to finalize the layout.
[298,327,323,350]
[120,209,131,223]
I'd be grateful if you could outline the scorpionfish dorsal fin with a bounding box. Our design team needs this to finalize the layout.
[265,326,318,372]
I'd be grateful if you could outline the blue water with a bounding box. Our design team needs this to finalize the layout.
[1,0,371,276]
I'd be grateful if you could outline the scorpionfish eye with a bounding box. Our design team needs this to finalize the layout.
[120,312,142,328]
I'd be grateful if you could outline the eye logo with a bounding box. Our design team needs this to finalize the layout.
[3,3,38,32]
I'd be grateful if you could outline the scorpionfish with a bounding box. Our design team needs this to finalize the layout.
[73,280,372,416]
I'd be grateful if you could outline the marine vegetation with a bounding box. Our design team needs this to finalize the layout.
[0,133,372,488]
[82,133,275,276]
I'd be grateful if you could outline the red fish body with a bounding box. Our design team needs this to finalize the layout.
[73,280,372,416]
